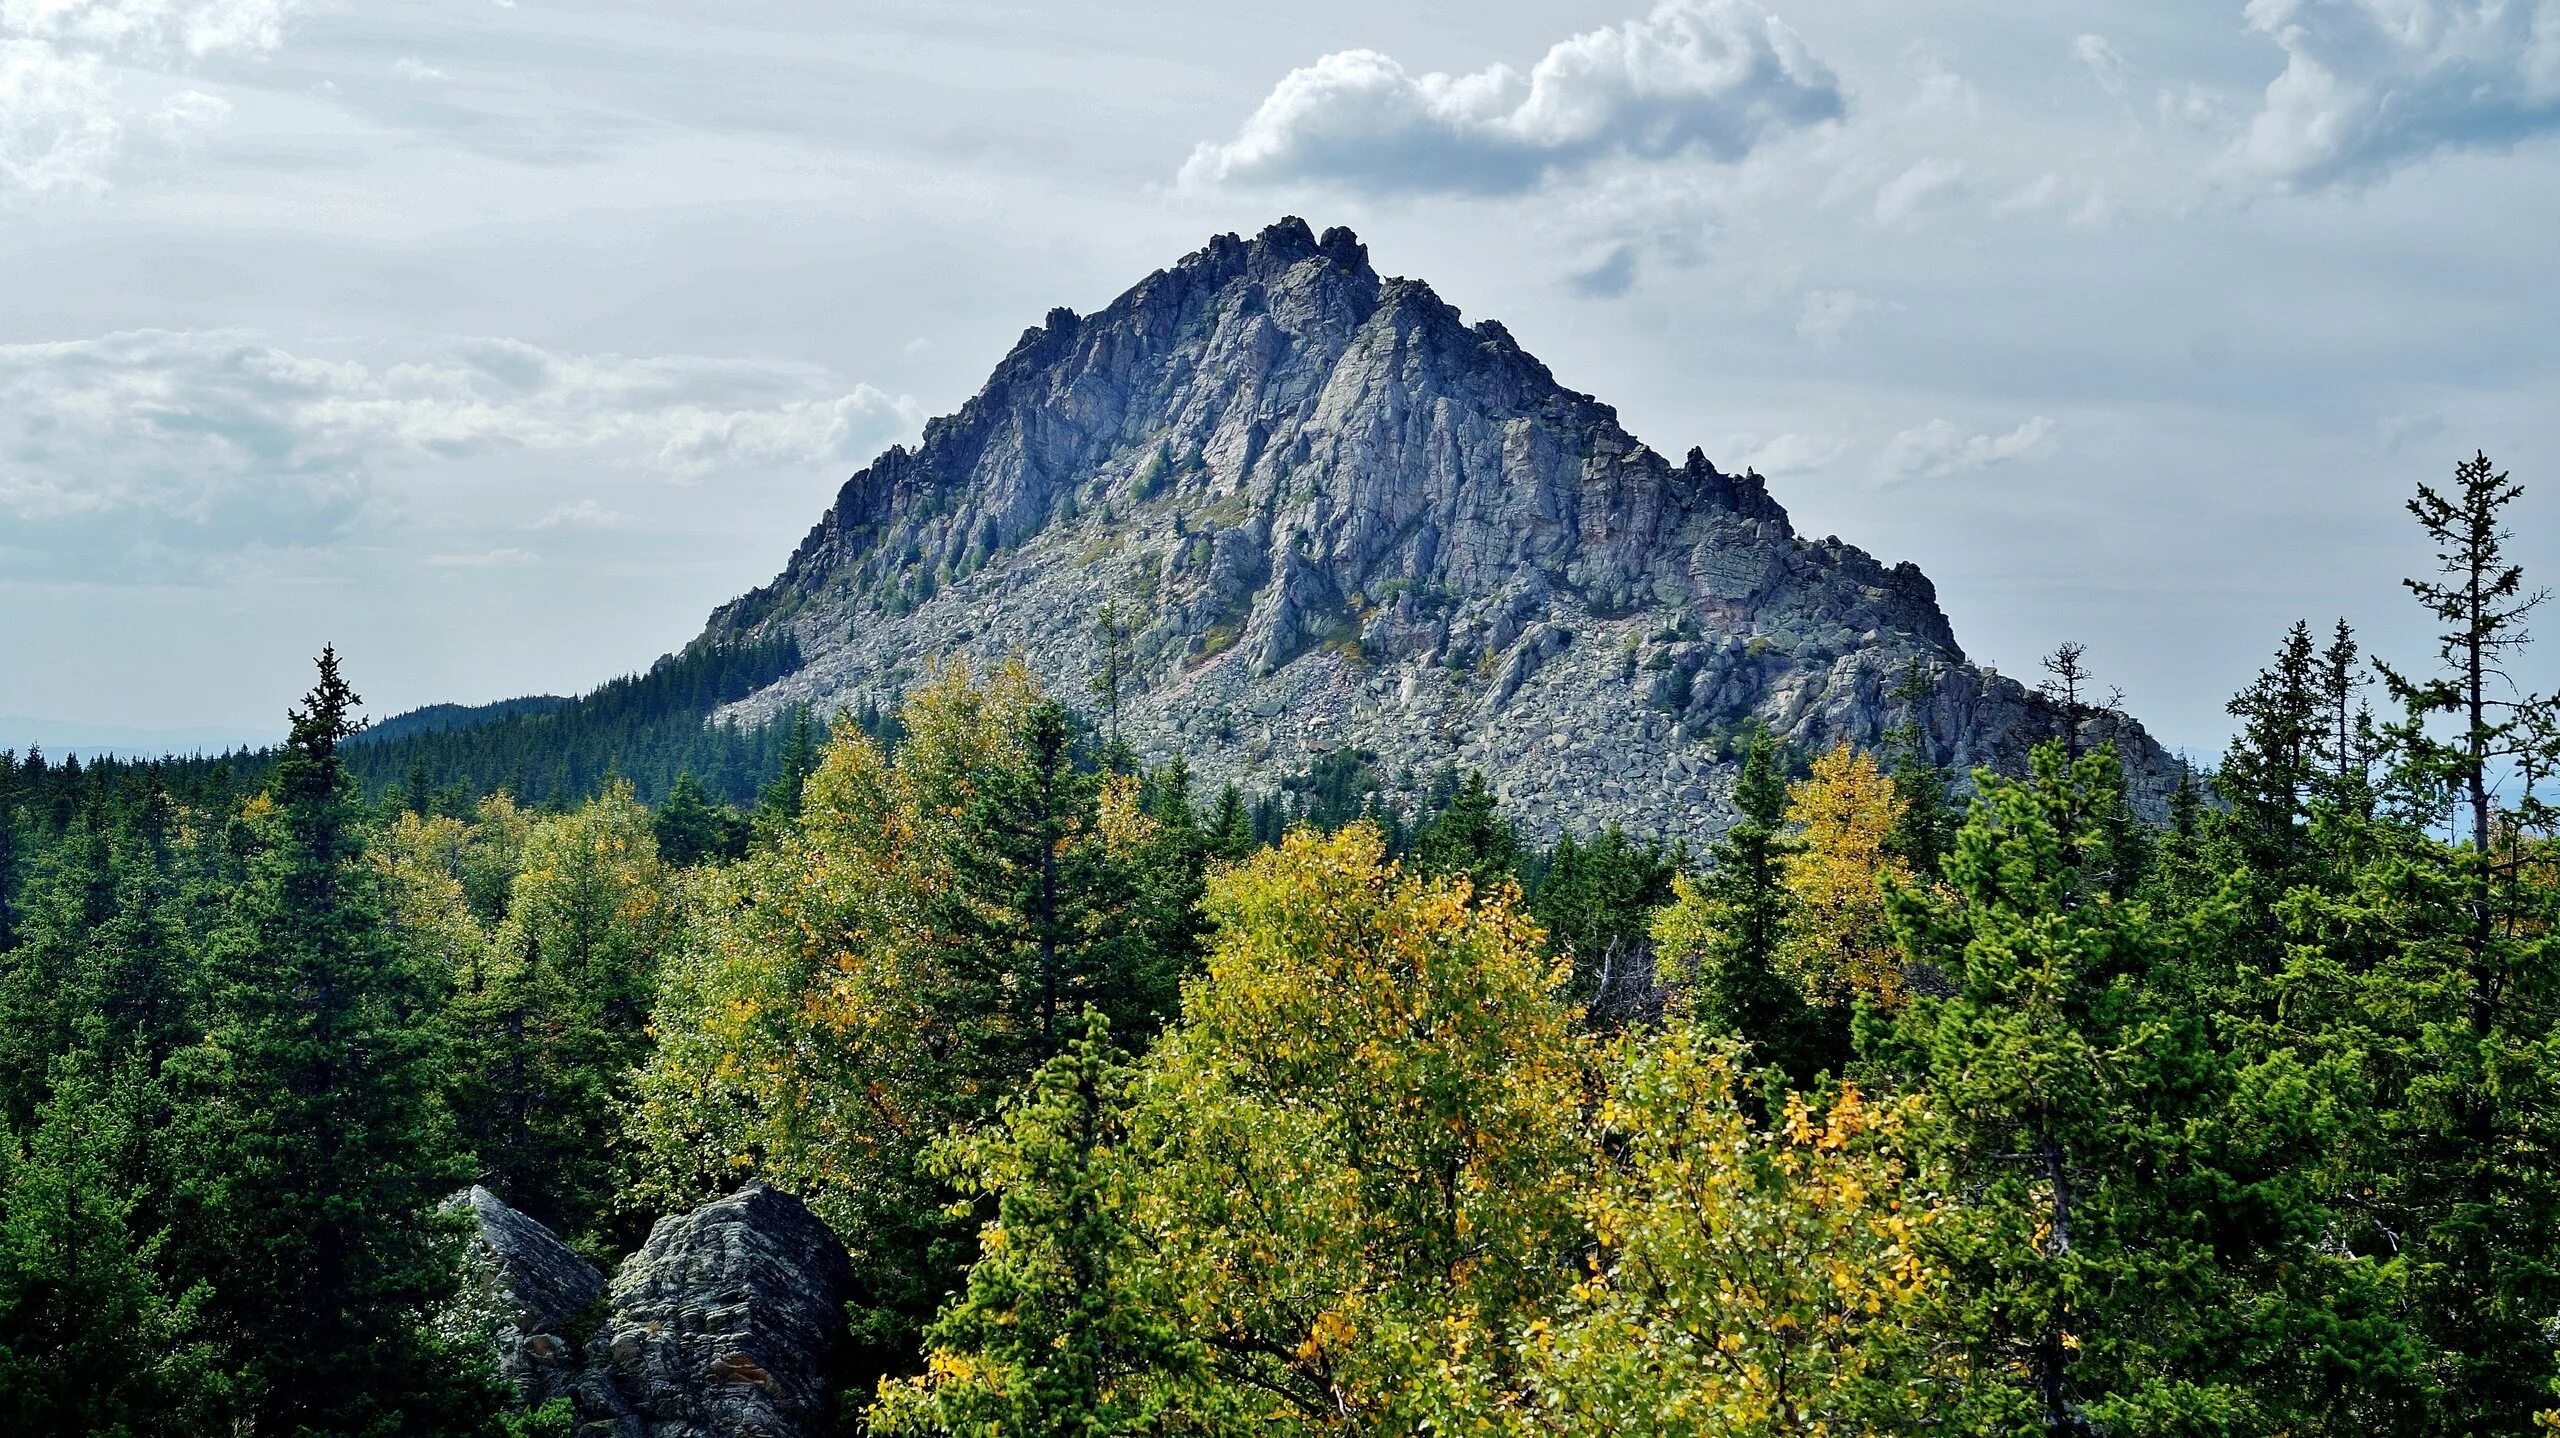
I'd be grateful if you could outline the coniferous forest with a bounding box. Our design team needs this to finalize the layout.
[3,456,2555,1437]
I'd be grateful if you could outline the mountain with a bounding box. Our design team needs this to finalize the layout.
[701,218,2180,844]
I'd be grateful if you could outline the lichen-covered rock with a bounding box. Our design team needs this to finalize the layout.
[449,1186,606,1408]
[705,218,2185,842]
[573,1181,855,1438]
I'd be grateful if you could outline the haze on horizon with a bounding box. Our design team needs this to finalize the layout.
[4,0,2555,757]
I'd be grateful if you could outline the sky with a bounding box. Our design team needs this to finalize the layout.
[2,0,2556,757]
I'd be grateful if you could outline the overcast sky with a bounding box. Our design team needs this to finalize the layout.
[4,0,2556,756]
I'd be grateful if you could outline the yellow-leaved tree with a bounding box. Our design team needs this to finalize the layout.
[1522,1030,1942,1435]
[878,823,1949,1436]
[1777,744,1915,1010]
[629,658,1204,1368]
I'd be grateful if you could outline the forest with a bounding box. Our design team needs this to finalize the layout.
[0,452,2553,1436]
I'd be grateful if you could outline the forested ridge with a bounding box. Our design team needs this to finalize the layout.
[2,453,2555,1436]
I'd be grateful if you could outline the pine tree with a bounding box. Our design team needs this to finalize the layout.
[1883,742,2323,1433]
[1654,730,1839,1085]
[1411,770,1518,896]
[160,647,497,1435]
[652,770,744,866]
[0,1049,224,1434]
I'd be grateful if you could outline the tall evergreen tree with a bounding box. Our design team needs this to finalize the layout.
[651,770,746,867]
[753,704,820,841]
[1410,770,1518,895]
[1654,730,1839,1085]
[2333,451,2560,1431]
[160,647,497,1435]
[0,1049,224,1434]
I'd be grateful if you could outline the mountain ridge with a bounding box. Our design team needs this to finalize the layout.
[700,217,2178,842]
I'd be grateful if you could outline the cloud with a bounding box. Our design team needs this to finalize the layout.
[2234,0,2560,190]
[0,36,118,193]
[1567,243,1639,297]
[392,56,447,83]
[0,0,298,197]
[532,499,629,529]
[0,329,921,554]
[1795,288,1875,348]
[1728,431,1850,476]
[1873,156,1966,227]
[1180,0,1842,195]
[1875,416,2056,481]
[426,547,538,567]
[2074,34,2132,101]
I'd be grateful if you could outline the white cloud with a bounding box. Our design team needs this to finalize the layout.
[392,55,445,83]
[0,329,922,529]
[1873,155,1965,227]
[426,546,538,567]
[1795,287,1874,348]
[1180,0,1842,195]
[0,0,296,197]
[1727,430,1850,476]
[2234,0,2560,190]
[0,36,117,192]
[146,84,225,139]
[532,498,629,530]
[0,0,301,59]
[1875,416,2056,482]
[2074,34,2131,101]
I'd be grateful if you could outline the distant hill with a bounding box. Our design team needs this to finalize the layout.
[334,637,815,808]
[354,695,574,746]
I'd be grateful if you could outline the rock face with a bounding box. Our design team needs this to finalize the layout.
[453,1185,607,1407]
[705,217,2181,842]
[573,1181,856,1438]
[460,1183,856,1438]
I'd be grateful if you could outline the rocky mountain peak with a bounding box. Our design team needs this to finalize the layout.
[704,221,2179,842]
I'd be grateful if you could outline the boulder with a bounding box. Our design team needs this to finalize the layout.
[450,1186,606,1407]
[574,1181,856,1438]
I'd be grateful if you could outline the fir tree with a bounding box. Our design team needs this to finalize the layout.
[1203,783,1256,863]
[1410,770,1518,896]
[652,770,745,867]
[160,647,497,1435]
[1655,729,1839,1086]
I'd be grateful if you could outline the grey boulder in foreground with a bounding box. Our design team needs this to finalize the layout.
[460,1181,856,1438]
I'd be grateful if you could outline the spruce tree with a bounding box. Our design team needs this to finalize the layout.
[652,770,743,866]
[1411,770,1518,895]
[1885,742,2340,1433]
[0,1049,224,1434]
[161,647,496,1435]
[1203,783,1256,863]
[1655,730,1838,1085]
[2341,451,2560,1430]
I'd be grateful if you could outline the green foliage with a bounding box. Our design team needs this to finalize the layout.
[1656,729,1843,1086]
[630,660,1209,1376]
[340,636,807,808]
[0,1049,224,1434]
[160,647,502,1435]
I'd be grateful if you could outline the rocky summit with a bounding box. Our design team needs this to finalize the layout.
[704,218,2180,842]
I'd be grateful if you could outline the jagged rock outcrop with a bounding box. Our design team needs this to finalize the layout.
[459,1183,855,1438]
[705,218,2181,840]
[573,1181,855,1438]
[451,1186,607,1408]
